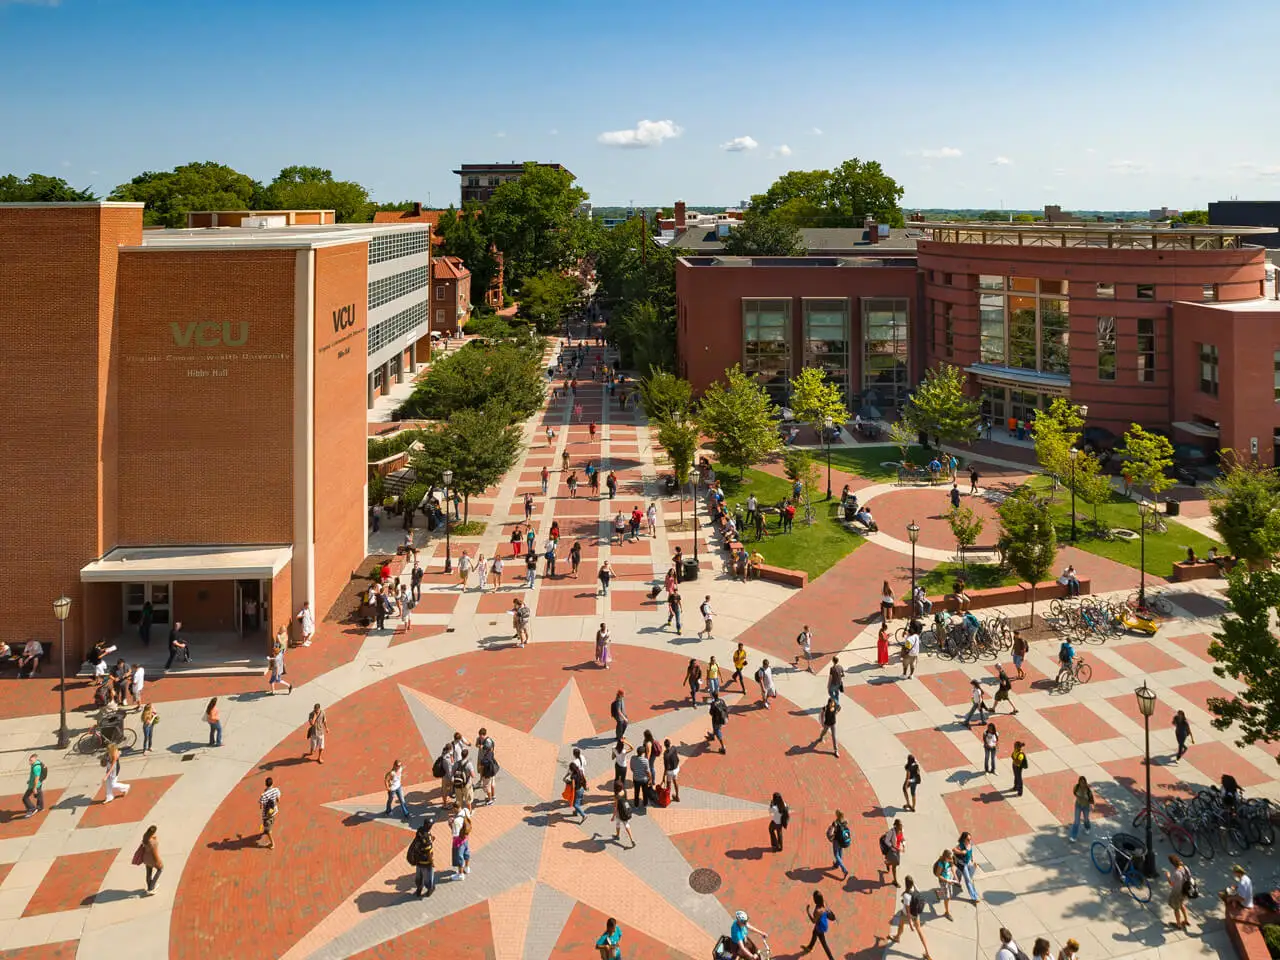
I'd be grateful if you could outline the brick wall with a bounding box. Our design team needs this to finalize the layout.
[172,580,236,632]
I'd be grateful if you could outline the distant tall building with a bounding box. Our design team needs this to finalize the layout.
[451,162,572,205]
[1210,201,1280,248]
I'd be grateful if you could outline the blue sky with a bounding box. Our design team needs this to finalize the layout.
[2,0,1278,210]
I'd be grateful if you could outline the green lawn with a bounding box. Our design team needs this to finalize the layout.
[712,465,864,580]
[826,445,926,482]
[915,561,1019,596]
[1024,475,1218,576]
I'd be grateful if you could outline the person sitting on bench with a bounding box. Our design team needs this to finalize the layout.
[0,640,14,671]
[18,639,44,678]
[1185,546,1198,564]
[854,507,877,532]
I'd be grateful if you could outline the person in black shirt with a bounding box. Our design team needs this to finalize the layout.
[165,622,190,670]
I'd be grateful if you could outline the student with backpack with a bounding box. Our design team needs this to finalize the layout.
[768,793,790,851]
[888,876,933,959]
[477,728,499,806]
[799,890,836,959]
[1165,853,1196,930]
[22,754,47,818]
[1010,741,1029,797]
[815,697,841,757]
[933,848,959,919]
[827,810,852,880]
[880,819,905,886]
[903,755,922,812]
[565,748,588,821]
[433,744,454,808]
[611,784,635,847]
[451,748,476,810]
[707,696,729,754]
[407,822,435,897]
[661,739,681,803]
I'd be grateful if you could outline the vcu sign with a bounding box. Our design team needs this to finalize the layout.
[333,304,357,332]
[171,321,248,347]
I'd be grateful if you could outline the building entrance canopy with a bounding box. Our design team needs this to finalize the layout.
[80,544,292,583]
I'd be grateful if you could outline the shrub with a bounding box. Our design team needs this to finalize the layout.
[368,473,386,506]
[463,312,518,339]
[1262,924,1280,959]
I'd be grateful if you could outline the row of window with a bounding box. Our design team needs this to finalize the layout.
[1095,318,1156,382]
[368,265,429,310]
[464,176,517,187]
[368,230,430,265]
[368,300,429,356]
[936,271,1225,302]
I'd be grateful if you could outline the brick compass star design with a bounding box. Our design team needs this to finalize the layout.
[278,680,769,960]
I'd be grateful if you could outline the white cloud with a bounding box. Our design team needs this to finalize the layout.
[495,131,506,138]
[1108,159,1148,174]
[549,128,558,135]
[1052,167,1067,177]
[989,156,1012,166]
[767,144,792,159]
[721,136,759,152]
[89,169,99,176]
[811,127,823,135]
[917,147,963,159]
[597,119,682,148]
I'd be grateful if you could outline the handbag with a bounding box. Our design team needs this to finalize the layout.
[131,843,145,866]
[561,781,575,803]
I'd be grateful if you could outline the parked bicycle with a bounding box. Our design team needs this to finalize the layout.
[75,713,137,754]
[1090,834,1152,903]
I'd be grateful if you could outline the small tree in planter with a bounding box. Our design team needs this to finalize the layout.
[888,420,917,466]
[656,414,699,525]
[997,489,1057,620]
[948,506,985,569]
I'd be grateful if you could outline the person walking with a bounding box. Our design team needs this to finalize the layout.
[524,552,538,589]
[732,643,749,693]
[629,742,652,809]
[204,698,223,747]
[901,627,921,678]
[595,623,612,668]
[665,588,683,633]
[877,623,891,668]
[476,553,489,592]
[698,596,715,639]
[757,659,777,708]
[903,754,921,811]
[450,806,473,879]
[306,704,327,763]
[141,703,159,754]
[598,560,614,596]
[880,581,896,623]
[646,502,658,537]
[992,667,1018,715]
[611,689,629,741]
[457,550,473,589]
[933,848,959,919]
[267,647,292,695]
[490,554,504,589]
[511,525,523,558]
[1032,939,1052,960]
[570,540,582,579]
[981,723,999,774]
[769,792,790,851]
[706,656,722,698]
[1069,775,1094,840]
[683,658,703,703]
[1011,631,1028,680]
[799,890,837,959]
[523,492,535,522]
[411,559,424,603]
[408,821,436,898]
[795,625,814,672]
[966,680,990,726]
[295,601,316,648]
[1010,741,1028,796]
[1173,710,1194,762]
[541,465,550,496]
[566,748,587,821]
[134,824,163,895]
[827,810,852,879]
[385,760,410,819]
[128,663,145,709]
[996,929,1022,960]
[815,696,841,757]
[596,918,623,960]
[513,597,532,646]
[1166,854,1193,930]
[662,738,682,803]
[880,819,904,886]
[970,466,980,495]
[707,694,728,754]
[22,754,46,818]
[103,742,130,803]
[611,736,634,794]
[165,621,190,670]
[477,728,499,805]
[543,540,558,579]
[955,831,980,902]
[611,785,635,847]
[888,876,932,959]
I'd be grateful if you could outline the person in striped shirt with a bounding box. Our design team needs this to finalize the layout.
[259,778,281,850]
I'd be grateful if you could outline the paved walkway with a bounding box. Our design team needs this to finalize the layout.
[0,342,1258,960]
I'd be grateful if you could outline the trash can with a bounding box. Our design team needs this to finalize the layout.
[1166,500,1181,517]
[682,558,700,582]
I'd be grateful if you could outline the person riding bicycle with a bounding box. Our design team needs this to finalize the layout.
[1056,639,1077,685]
[726,910,768,960]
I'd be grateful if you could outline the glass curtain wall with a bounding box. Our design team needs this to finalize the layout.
[862,298,909,407]
[974,276,1071,375]
[743,299,792,405]
[803,299,850,404]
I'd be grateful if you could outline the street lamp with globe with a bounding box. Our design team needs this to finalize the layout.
[1135,681,1158,877]
[53,595,72,749]
[442,469,454,574]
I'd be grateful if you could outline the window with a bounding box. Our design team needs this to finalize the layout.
[488,176,500,186]
[862,298,910,407]
[436,309,445,325]
[978,275,1003,290]
[743,299,791,405]
[1096,282,1115,299]
[1096,317,1117,381]
[1137,319,1156,382]
[368,230,429,264]
[1199,343,1219,396]
[944,303,954,359]
[979,293,1005,363]
[368,265,429,310]
[1274,351,1280,401]
[368,300,429,355]
[802,300,850,403]
[944,273,953,286]
[466,176,479,187]
[1040,299,1070,375]
[1203,283,1218,302]
[973,277,1070,374]
[1137,283,1156,300]
[435,285,445,300]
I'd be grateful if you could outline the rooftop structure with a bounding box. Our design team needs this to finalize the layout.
[451,162,572,205]
[916,221,1276,250]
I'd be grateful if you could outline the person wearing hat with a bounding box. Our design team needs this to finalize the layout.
[729,910,769,960]
[1222,864,1254,910]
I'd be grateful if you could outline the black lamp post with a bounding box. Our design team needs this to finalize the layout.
[53,595,72,749]
[1135,681,1158,877]
[1069,446,1079,542]
[824,416,834,501]
[442,469,454,574]
[691,460,700,563]
[1137,499,1150,608]
[907,521,920,616]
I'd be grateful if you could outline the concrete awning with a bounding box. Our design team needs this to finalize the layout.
[1171,420,1220,439]
[81,545,292,582]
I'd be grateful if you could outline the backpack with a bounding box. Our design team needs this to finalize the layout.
[405,835,426,866]
[909,892,924,917]
[1183,873,1200,899]
[452,764,468,787]
[479,742,497,778]
[1014,949,1032,960]
[711,701,728,726]
[754,667,764,684]
[460,815,472,837]
[836,821,851,848]
[610,699,621,721]
[431,755,446,778]
[37,762,48,784]
[618,798,633,821]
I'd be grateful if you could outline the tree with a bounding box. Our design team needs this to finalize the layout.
[110,161,260,227]
[258,165,371,223]
[517,269,581,333]
[401,339,545,420]
[997,489,1057,619]
[639,370,693,422]
[0,173,96,202]
[948,507,986,569]
[782,449,813,485]
[438,204,500,301]
[412,404,522,522]
[750,158,906,228]
[613,299,675,373]
[483,163,589,285]
[1208,451,1280,568]
[1031,398,1085,496]
[1117,423,1175,512]
[788,367,849,440]
[902,363,980,449]
[1206,567,1280,753]
[887,419,917,465]
[1072,450,1113,533]
[655,415,700,524]
[1172,210,1210,225]
[721,211,804,256]
[697,364,780,479]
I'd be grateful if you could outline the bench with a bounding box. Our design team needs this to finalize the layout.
[890,577,1092,618]
[754,564,808,588]
[1171,559,1235,581]
[1226,903,1280,960]
[896,468,932,486]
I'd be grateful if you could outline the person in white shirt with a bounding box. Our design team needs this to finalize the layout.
[1223,864,1254,909]
[757,659,777,708]
[995,928,1020,960]
[901,630,921,678]
[295,602,315,647]
[646,503,658,538]
[795,626,814,673]
[129,664,145,708]
[699,597,715,639]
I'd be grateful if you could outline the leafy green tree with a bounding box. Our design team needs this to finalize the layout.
[1172,210,1210,225]
[1031,398,1085,496]
[997,489,1057,618]
[721,211,804,256]
[438,203,500,302]
[1208,451,1280,568]
[110,161,260,227]
[483,163,589,285]
[612,299,675,373]
[788,367,849,439]
[782,448,813,485]
[902,363,980,449]
[655,414,700,524]
[1072,450,1113,532]
[948,507,985,569]
[402,339,544,420]
[888,419,917,465]
[639,370,693,422]
[412,403,522,522]
[1012,213,1038,223]
[1117,423,1175,512]
[517,269,581,333]
[750,158,906,228]
[0,173,96,202]
[593,216,677,322]
[258,165,371,222]
[1206,567,1280,752]
[698,364,781,479]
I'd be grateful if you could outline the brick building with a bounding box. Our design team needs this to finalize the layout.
[0,202,432,658]
[451,162,571,205]
[677,220,1280,462]
[431,255,471,334]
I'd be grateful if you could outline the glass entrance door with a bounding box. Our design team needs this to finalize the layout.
[124,582,171,628]
[1010,390,1042,425]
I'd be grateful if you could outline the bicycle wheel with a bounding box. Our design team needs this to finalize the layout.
[1194,826,1216,861]
[1246,817,1276,848]
[1168,825,1197,859]
[1122,865,1153,904]
[1132,809,1149,830]
[75,732,101,755]
[1075,662,1092,684]
[1221,825,1249,857]
[1050,599,1068,620]
[1090,840,1113,875]
[120,728,138,750]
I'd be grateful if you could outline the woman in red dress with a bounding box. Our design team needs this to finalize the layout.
[876,624,891,667]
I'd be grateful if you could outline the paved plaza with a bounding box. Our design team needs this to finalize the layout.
[0,340,1268,960]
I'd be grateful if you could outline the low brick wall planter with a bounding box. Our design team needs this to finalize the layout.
[1171,560,1233,581]
[891,578,1091,618]
[755,564,808,588]
[1226,904,1280,960]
